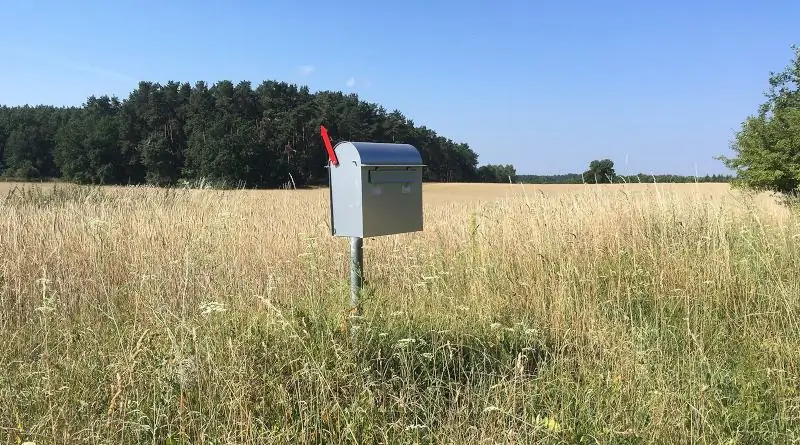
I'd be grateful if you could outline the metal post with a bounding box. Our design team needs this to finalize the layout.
[349,236,364,322]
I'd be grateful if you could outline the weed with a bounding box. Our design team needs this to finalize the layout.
[0,182,798,443]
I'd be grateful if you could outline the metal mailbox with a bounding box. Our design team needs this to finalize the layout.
[328,141,424,238]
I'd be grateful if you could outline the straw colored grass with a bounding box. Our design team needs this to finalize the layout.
[0,181,798,444]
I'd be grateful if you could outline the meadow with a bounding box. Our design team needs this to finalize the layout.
[0,181,798,444]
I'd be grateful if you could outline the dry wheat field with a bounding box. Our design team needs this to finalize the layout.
[0,181,798,444]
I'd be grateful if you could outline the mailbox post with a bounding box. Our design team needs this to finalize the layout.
[321,127,424,324]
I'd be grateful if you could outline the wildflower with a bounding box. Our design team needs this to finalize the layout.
[87,218,109,232]
[537,415,561,432]
[199,301,227,316]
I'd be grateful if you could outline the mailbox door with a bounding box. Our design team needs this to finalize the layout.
[330,162,364,237]
[361,166,423,237]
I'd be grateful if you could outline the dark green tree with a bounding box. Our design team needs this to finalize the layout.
[2,79,496,188]
[0,108,9,175]
[477,164,517,183]
[0,106,65,179]
[583,159,616,183]
[54,96,123,184]
[718,45,800,196]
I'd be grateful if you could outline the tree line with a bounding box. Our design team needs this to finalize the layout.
[455,160,734,184]
[0,77,754,189]
[517,173,734,184]
[508,159,733,184]
[0,80,491,188]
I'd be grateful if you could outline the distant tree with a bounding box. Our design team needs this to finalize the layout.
[717,45,800,197]
[583,159,616,183]
[516,172,734,184]
[54,96,124,184]
[517,173,584,184]
[0,106,64,180]
[0,111,8,175]
[477,164,517,183]
[0,80,488,188]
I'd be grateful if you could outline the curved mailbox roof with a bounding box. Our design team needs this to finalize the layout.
[334,141,423,166]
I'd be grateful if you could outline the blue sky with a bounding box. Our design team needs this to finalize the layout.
[1,0,798,175]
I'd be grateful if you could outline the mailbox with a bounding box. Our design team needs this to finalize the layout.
[328,141,424,238]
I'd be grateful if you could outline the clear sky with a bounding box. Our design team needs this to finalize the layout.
[1,0,798,175]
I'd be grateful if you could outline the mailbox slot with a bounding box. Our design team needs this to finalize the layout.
[368,168,417,184]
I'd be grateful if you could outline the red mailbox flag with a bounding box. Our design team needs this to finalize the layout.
[320,125,339,166]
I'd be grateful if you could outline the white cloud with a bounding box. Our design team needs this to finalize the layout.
[3,44,137,84]
[296,65,314,75]
[345,76,355,87]
[66,61,137,83]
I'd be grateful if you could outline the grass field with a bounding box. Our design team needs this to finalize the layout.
[1,181,798,444]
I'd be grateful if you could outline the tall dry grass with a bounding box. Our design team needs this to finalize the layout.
[0,182,798,444]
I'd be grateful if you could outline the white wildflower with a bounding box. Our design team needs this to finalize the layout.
[87,218,109,231]
[199,301,227,316]
[394,338,416,348]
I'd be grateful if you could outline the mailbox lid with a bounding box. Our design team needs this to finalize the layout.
[337,142,423,166]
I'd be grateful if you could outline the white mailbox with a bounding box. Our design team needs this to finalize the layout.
[328,141,424,238]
